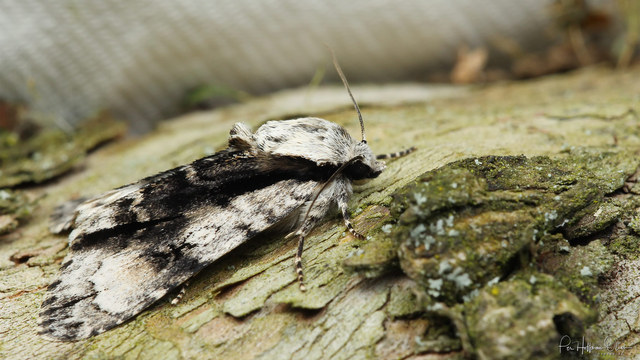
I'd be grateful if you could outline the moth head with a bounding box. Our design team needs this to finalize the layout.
[344,141,386,180]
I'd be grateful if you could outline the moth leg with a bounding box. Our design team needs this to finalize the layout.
[292,201,330,291]
[376,146,416,160]
[291,178,352,291]
[337,197,365,240]
[170,281,190,305]
[295,235,307,291]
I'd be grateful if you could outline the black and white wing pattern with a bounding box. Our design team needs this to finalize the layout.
[39,149,322,340]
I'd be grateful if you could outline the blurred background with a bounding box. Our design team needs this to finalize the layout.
[0,0,638,135]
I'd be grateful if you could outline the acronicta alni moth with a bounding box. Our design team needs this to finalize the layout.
[39,54,415,341]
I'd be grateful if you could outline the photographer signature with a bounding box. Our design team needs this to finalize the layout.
[559,335,631,355]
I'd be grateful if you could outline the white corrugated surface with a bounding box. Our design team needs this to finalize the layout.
[0,0,553,132]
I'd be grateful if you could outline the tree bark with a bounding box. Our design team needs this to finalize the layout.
[1,65,640,359]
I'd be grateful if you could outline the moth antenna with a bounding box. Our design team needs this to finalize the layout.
[329,48,366,143]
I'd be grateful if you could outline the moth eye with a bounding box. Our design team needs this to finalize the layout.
[361,140,367,144]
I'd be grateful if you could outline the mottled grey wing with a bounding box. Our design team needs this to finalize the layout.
[40,150,319,340]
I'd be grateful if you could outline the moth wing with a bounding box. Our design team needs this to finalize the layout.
[40,151,319,340]
[62,150,275,239]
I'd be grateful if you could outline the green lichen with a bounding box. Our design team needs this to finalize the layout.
[386,280,423,318]
[608,235,640,259]
[463,274,596,359]
[384,148,639,358]
[628,215,640,235]
[538,238,615,304]
[342,232,398,278]
[391,149,638,304]
[341,206,400,278]
[563,199,622,240]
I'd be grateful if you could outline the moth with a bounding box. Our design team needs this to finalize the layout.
[39,55,415,341]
